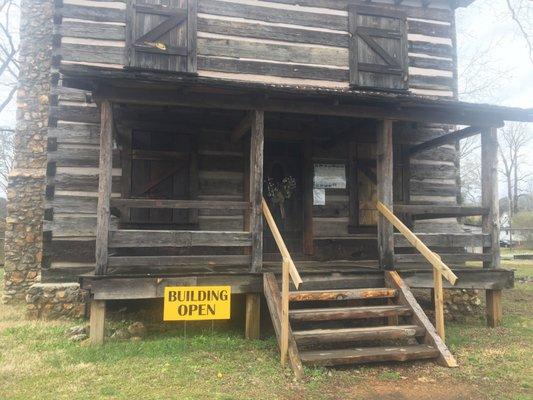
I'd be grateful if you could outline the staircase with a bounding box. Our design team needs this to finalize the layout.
[264,270,456,377]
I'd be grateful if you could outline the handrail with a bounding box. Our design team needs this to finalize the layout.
[376,201,458,285]
[262,198,303,288]
[262,198,302,367]
[376,201,457,342]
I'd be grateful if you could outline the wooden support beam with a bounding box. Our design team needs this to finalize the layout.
[249,110,264,272]
[481,127,500,269]
[93,86,508,127]
[303,138,314,255]
[486,289,502,327]
[377,120,394,270]
[245,293,261,339]
[89,299,106,345]
[95,100,113,276]
[231,112,253,142]
[409,126,484,156]
[481,127,502,328]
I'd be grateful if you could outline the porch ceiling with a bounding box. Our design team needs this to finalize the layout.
[60,64,533,127]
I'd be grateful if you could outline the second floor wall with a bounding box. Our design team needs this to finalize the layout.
[54,0,457,98]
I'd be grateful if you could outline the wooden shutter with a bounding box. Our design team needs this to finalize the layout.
[348,5,408,90]
[126,0,197,73]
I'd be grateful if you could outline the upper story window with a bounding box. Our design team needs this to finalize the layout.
[348,5,409,91]
[126,0,197,73]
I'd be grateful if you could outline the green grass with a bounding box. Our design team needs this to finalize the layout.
[1,258,532,400]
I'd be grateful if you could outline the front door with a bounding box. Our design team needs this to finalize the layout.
[263,140,303,256]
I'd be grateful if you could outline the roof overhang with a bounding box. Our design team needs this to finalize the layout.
[59,65,533,128]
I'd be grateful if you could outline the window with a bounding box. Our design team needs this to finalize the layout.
[348,5,408,91]
[126,0,197,73]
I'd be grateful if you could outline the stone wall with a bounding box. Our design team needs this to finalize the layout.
[25,283,88,319]
[2,0,53,303]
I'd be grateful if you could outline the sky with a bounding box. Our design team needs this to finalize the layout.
[456,0,533,108]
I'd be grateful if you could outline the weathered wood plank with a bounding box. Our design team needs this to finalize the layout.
[89,300,106,345]
[289,288,397,301]
[410,126,483,156]
[300,345,439,366]
[481,127,500,269]
[395,252,491,264]
[198,16,348,47]
[108,254,251,267]
[294,325,424,346]
[58,43,125,65]
[198,0,347,31]
[393,205,489,219]
[108,230,252,248]
[486,289,502,327]
[56,20,126,41]
[245,293,261,339]
[198,56,348,82]
[198,37,347,67]
[57,4,126,23]
[111,198,251,210]
[89,275,261,300]
[395,233,491,248]
[249,110,264,272]
[289,305,411,322]
[95,100,113,275]
[377,120,394,270]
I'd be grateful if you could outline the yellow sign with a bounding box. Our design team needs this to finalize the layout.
[163,286,231,321]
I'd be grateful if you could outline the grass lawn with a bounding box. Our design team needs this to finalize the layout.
[0,259,532,400]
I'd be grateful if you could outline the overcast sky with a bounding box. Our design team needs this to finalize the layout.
[456,0,533,108]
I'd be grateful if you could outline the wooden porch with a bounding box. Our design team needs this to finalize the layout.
[56,69,528,361]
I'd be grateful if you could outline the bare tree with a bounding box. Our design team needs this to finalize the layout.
[0,0,19,116]
[498,122,532,247]
[505,0,533,65]
[0,127,13,192]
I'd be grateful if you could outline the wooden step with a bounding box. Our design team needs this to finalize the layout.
[300,345,439,366]
[289,288,397,302]
[293,325,425,346]
[289,305,411,322]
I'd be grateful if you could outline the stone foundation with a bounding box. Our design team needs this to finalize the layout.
[443,289,482,320]
[3,173,45,302]
[419,288,483,322]
[25,283,88,319]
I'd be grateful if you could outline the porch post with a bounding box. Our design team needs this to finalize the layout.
[91,99,113,345]
[249,110,264,272]
[481,126,502,327]
[95,99,113,276]
[377,120,395,269]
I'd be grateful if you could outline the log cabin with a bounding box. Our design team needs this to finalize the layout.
[5,0,533,374]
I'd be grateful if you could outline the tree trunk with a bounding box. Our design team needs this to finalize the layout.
[507,175,513,248]
[513,161,519,214]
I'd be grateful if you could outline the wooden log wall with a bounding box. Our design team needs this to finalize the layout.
[53,0,456,97]
[44,90,247,281]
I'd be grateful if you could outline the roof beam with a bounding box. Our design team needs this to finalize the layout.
[93,86,506,127]
[409,125,487,156]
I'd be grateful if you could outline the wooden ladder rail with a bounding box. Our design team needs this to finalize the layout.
[262,198,303,367]
[376,201,458,342]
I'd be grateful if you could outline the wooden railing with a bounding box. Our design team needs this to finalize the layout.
[376,201,458,341]
[261,198,303,366]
